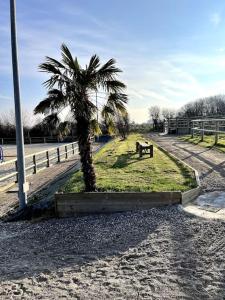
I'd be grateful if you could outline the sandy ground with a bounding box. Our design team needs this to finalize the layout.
[1,206,225,299]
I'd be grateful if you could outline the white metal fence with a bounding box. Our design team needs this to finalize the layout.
[191,119,225,144]
[0,136,76,145]
[0,141,79,190]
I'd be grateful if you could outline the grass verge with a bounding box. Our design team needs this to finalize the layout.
[62,133,197,193]
[179,135,225,153]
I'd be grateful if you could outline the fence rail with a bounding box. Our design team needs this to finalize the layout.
[0,136,76,145]
[191,119,225,144]
[164,118,192,135]
[0,141,79,190]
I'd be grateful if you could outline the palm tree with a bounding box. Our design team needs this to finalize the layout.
[34,44,128,192]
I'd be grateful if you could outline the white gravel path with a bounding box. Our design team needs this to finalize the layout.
[1,207,225,299]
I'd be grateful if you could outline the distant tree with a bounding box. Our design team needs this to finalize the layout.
[178,95,225,118]
[162,108,176,119]
[0,109,37,138]
[149,106,160,130]
[116,112,130,140]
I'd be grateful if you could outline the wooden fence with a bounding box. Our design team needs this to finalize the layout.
[0,141,79,190]
[164,118,192,134]
[191,119,225,144]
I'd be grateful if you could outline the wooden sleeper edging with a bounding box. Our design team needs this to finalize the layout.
[55,191,182,217]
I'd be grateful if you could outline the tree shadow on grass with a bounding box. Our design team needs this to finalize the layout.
[112,151,151,168]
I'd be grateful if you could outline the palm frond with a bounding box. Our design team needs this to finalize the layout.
[45,56,65,69]
[42,113,60,127]
[58,121,71,136]
[61,43,80,73]
[108,92,128,104]
[106,93,128,116]
[97,58,122,82]
[37,45,127,129]
[105,80,126,93]
[106,118,117,135]
[39,63,62,75]
[87,55,100,72]
[101,104,115,122]
[34,89,66,115]
[90,118,102,135]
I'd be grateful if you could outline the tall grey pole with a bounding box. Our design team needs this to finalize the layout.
[10,0,27,209]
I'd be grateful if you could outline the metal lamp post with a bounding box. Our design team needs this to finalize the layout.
[10,0,28,209]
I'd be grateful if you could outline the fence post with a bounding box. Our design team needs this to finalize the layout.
[215,121,219,145]
[46,150,50,167]
[57,147,60,163]
[33,155,37,174]
[44,137,46,143]
[201,121,204,142]
[15,161,18,183]
[191,121,194,138]
[65,145,68,159]
[72,143,75,155]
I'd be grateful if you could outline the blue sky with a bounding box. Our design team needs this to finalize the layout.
[1,0,225,122]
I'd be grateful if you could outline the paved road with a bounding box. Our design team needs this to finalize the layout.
[150,134,225,193]
[2,143,69,161]
[0,142,78,190]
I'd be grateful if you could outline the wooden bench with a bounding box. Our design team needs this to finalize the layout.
[136,141,153,158]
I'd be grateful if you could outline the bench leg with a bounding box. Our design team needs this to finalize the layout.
[150,145,153,157]
[136,142,139,153]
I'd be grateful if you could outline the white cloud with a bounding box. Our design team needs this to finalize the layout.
[0,95,12,101]
[210,13,221,27]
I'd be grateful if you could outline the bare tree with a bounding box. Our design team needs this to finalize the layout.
[162,108,176,119]
[116,112,130,140]
[149,106,160,130]
[178,95,225,118]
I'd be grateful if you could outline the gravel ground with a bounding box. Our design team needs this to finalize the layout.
[1,206,225,299]
[150,134,225,192]
[1,136,225,299]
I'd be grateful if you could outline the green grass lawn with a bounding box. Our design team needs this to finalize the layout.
[62,134,197,193]
[180,135,225,153]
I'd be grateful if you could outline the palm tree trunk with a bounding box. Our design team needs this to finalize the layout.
[77,117,97,192]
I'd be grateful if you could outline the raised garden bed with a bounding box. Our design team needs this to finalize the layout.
[55,134,200,217]
[55,191,182,217]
